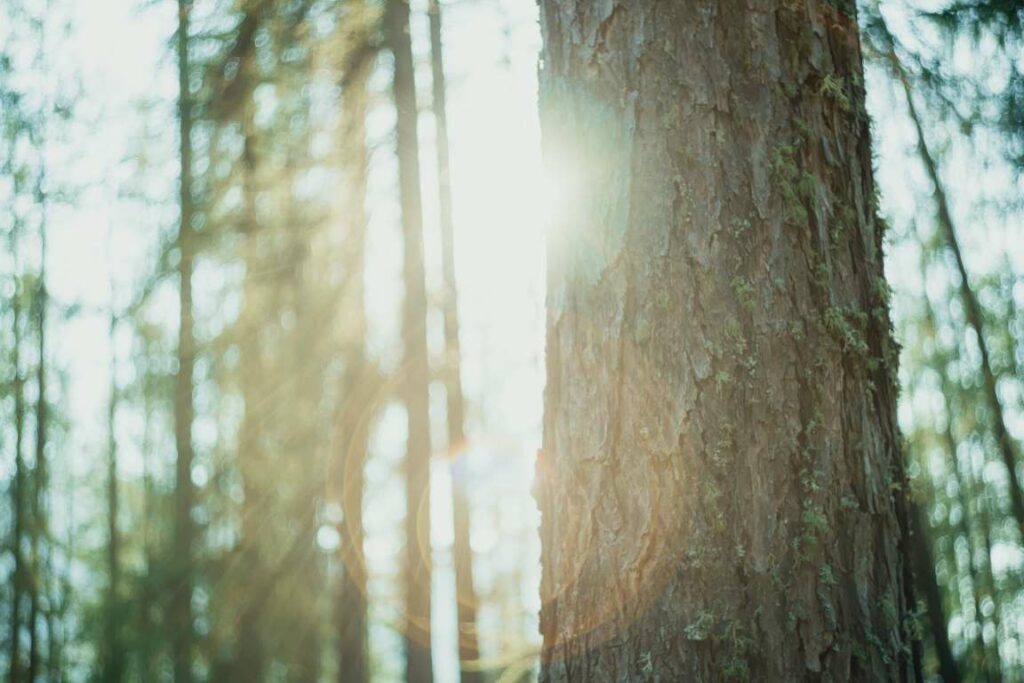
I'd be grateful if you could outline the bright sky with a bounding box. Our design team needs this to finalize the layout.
[50,0,546,679]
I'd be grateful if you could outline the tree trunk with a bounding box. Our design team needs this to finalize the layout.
[885,40,1024,540]
[172,2,196,680]
[336,23,373,683]
[8,224,26,683]
[233,82,267,683]
[918,255,980,680]
[387,0,434,679]
[138,343,157,682]
[105,311,124,683]
[536,1,919,680]
[909,501,960,683]
[973,471,1006,682]
[426,2,482,680]
[28,170,48,683]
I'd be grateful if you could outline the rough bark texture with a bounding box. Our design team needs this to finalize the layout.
[172,2,196,680]
[536,1,919,680]
[427,1,483,681]
[387,0,434,679]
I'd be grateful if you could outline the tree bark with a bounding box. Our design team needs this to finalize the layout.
[172,2,196,680]
[387,0,434,679]
[426,1,483,681]
[536,1,919,680]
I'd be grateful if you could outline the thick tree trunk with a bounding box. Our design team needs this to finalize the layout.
[536,1,919,680]
[426,2,482,681]
[336,27,373,683]
[387,0,434,679]
[172,2,196,680]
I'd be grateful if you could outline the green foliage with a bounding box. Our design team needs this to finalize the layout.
[819,73,851,112]
[824,306,869,357]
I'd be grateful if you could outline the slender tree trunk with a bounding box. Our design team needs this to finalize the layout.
[172,2,196,680]
[336,31,373,683]
[233,88,267,683]
[919,256,983,680]
[8,228,26,683]
[909,501,960,683]
[139,344,156,682]
[426,2,482,680]
[885,43,1024,540]
[387,0,434,679]
[28,171,48,683]
[537,1,919,679]
[946,441,993,678]
[974,475,1006,682]
[105,311,123,683]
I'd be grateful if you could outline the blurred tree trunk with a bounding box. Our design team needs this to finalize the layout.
[917,253,979,680]
[885,39,1024,540]
[974,476,1006,682]
[138,340,157,682]
[105,310,124,683]
[537,1,919,679]
[8,218,26,683]
[28,163,49,683]
[426,1,482,681]
[909,500,960,683]
[172,1,196,680]
[387,0,434,679]
[335,23,374,683]
[233,82,267,683]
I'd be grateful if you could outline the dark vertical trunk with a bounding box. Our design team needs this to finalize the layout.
[387,0,434,679]
[886,42,1024,540]
[336,29,373,683]
[426,2,482,680]
[909,501,960,683]
[537,1,919,680]
[172,2,196,680]
[105,311,124,683]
